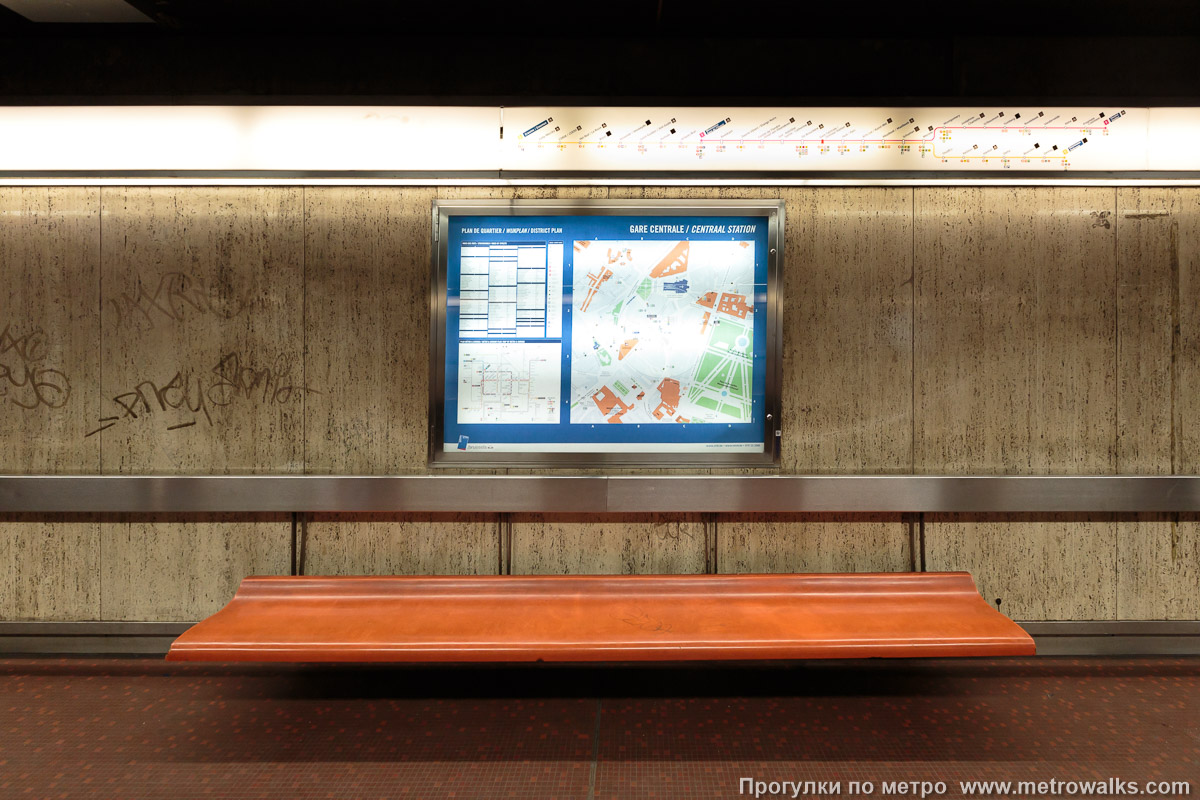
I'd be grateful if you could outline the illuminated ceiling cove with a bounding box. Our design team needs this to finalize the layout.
[504,107,1194,172]
[0,105,1197,177]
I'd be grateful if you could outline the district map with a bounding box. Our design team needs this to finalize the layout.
[570,239,755,425]
[457,341,561,425]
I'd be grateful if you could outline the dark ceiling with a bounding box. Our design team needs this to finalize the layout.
[1,0,1199,102]
[3,0,1197,37]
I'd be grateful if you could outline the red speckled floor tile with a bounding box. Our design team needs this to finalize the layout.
[592,660,1200,798]
[0,658,1196,799]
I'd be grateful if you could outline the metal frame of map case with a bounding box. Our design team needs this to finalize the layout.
[429,199,784,469]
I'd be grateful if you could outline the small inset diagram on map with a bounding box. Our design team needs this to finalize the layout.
[458,341,561,425]
[570,239,755,425]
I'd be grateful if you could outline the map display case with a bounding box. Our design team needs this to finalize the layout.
[430,200,782,467]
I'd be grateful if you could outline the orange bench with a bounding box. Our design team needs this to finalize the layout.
[167,572,1034,662]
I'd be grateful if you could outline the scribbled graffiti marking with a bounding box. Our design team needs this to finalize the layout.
[105,272,247,333]
[85,350,318,437]
[0,323,71,410]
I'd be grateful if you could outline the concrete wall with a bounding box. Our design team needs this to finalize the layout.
[1,185,1197,622]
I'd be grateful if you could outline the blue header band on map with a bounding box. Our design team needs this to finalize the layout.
[443,214,769,452]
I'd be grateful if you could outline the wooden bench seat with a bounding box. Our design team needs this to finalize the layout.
[166,572,1034,662]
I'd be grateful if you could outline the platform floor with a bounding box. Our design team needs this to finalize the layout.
[1,657,1197,799]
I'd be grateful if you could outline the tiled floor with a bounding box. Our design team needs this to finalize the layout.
[1,658,1197,799]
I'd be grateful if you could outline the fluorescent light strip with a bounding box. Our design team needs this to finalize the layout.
[1,105,1198,180]
[5,177,1200,187]
[0,106,502,172]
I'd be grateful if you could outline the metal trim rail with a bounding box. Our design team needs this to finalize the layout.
[2,621,1198,657]
[2,475,1200,513]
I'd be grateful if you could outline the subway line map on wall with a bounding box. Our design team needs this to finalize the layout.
[501,106,1166,172]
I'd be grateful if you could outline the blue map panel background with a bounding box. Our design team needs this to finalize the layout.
[442,214,769,454]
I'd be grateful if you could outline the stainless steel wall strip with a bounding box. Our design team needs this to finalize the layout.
[0,622,191,636]
[2,621,1199,657]
[607,476,1200,513]
[6,171,1200,187]
[2,475,1200,513]
[1020,621,1200,636]
[0,475,610,513]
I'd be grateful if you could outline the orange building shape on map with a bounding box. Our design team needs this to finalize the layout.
[607,247,631,264]
[592,385,633,423]
[618,338,638,360]
[696,292,717,334]
[717,292,752,319]
[652,377,682,420]
[579,267,613,312]
[649,241,690,278]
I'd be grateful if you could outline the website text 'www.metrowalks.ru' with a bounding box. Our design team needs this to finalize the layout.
[739,778,1193,799]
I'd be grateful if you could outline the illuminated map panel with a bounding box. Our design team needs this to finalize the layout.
[571,239,755,426]
[440,213,771,458]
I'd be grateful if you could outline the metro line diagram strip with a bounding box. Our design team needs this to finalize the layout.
[512,108,1131,167]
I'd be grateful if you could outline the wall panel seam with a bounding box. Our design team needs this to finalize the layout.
[97,186,104,479]
[1113,186,1120,620]
[918,513,926,572]
[1113,186,1119,475]
[499,513,512,575]
[301,186,308,476]
[97,186,104,621]
[1170,216,1180,475]
[706,515,711,574]
[911,187,916,476]
[297,513,308,575]
[289,512,297,576]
